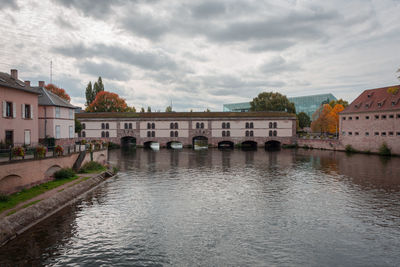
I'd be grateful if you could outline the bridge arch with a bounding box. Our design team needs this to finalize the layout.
[45,165,62,178]
[241,140,257,150]
[0,174,22,194]
[218,141,234,149]
[265,140,281,150]
[121,136,136,148]
[167,141,183,149]
[193,136,208,149]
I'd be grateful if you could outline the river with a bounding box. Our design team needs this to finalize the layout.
[1,148,400,266]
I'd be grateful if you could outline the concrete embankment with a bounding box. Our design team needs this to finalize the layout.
[0,171,114,247]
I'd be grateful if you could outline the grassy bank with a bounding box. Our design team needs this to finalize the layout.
[0,176,79,214]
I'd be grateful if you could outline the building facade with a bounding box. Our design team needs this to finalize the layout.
[339,85,400,154]
[0,70,40,147]
[77,112,297,148]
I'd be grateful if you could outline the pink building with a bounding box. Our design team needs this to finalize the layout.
[0,70,40,147]
[339,85,400,154]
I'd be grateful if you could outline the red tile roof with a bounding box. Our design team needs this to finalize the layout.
[340,85,400,114]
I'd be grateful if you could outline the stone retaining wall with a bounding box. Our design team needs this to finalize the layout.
[0,171,114,247]
[296,138,344,151]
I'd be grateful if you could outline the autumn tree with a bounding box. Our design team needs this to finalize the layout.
[311,104,344,134]
[86,91,128,112]
[250,92,296,113]
[297,112,311,129]
[45,84,71,102]
[329,99,349,108]
[328,104,345,134]
[165,106,173,112]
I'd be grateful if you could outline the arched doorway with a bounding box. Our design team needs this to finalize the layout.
[144,141,159,150]
[218,141,234,149]
[193,136,208,150]
[241,141,257,150]
[121,136,136,148]
[265,140,281,151]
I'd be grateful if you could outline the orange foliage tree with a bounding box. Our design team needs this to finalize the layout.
[311,104,344,134]
[86,91,128,112]
[45,84,71,102]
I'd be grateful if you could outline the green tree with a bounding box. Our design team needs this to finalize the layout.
[329,99,349,108]
[250,92,296,113]
[205,108,210,112]
[140,107,145,112]
[85,81,95,106]
[165,106,173,112]
[93,76,104,96]
[75,118,82,133]
[147,106,152,112]
[297,112,311,129]
[127,106,136,112]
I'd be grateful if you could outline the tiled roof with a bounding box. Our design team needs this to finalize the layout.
[76,111,296,119]
[35,87,77,109]
[341,85,400,114]
[0,72,40,94]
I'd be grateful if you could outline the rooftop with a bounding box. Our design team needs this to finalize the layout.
[341,85,400,114]
[35,86,77,109]
[0,70,39,95]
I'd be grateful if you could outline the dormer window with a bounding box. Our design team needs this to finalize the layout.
[377,103,382,107]
[367,94,371,98]
[365,104,369,108]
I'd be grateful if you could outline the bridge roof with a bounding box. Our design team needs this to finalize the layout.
[76,111,296,119]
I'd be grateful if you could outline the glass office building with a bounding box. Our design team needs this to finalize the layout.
[223,93,337,119]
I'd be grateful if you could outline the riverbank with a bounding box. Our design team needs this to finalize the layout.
[0,170,115,247]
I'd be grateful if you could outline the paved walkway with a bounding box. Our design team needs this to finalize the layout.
[0,173,99,218]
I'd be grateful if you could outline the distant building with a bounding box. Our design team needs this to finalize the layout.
[0,70,40,147]
[222,93,337,119]
[339,85,400,155]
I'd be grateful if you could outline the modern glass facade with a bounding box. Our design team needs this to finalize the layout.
[223,93,337,119]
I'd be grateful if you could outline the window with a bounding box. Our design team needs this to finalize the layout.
[24,130,30,145]
[378,103,382,107]
[152,131,155,137]
[389,114,394,119]
[365,116,369,120]
[222,122,226,129]
[273,122,277,128]
[152,123,155,129]
[106,132,109,138]
[125,123,128,129]
[245,122,249,128]
[245,130,249,136]
[82,123,86,129]
[355,116,359,120]
[5,101,13,117]
[342,132,346,136]
[389,132,394,136]
[201,122,205,128]
[174,131,178,137]
[129,123,132,129]
[69,126,73,138]
[269,130,272,136]
[273,130,277,136]
[348,132,353,136]
[147,131,151,137]
[226,131,230,137]
[170,131,174,137]
[170,122,174,129]
[269,122,273,128]
[375,115,379,119]
[196,122,200,129]
[101,123,105,129]
[381,132,386,136]
[24,104,31,119]
[56,107,60,118]
[106,123,109,129]
[397,132,400,136]
[397,114,400,119]
[381,115,386,119]
[349,117,352,120]
[174,123,178,129]
[365,132,369,136]
[342,117,346,120]
[5,130,13,145]
[56,125,61,139]
[147,123,151,129]
[250,130,254,137]
[69,109,73,119]
[82,131,86,138]
[250,122,254,128]
[355,132,359,136]
[101,131,105,137]
[222,131,226,137]
[374,132,379,136]
[226,122,230,129]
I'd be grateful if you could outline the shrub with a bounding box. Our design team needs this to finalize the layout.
[80,161,105,173]
[112,166,119,174]
[345,144,357,153]
[0,193,10,202]
[379,142,391,156]
[54,168,76,180]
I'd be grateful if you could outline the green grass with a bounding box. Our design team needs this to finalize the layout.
[0,176,78,214]
[79,161,107,174]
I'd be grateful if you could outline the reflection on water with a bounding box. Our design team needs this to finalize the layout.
[1,149,400,266]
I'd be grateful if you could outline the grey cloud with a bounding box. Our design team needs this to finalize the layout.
[0,0,18,9]
[55,17,78,30]
[259,56,301,74]
[191,1,226,19]
[53,43,178,71]
[249,40,296,53]
[120,12,170,41]
[78,60,131,81]
[53,0,124,17]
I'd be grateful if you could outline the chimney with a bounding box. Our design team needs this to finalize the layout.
[24,80,31,87]
[38,81,45,87]
[10,69,18,79]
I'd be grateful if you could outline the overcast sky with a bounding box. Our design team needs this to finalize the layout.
[1,0,399,111]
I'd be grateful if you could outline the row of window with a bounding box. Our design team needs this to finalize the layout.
[147,131,155,137]
[101,123,109,129]
[124,123,133,129]
[196,122,205,129]
[343,114,400,120]
[170,131,179,137]
[343,131,400,136]
[222,130,230,137]
[147,123,156,129]
[170,122,179,129]
[55,125,74,139]
[2,101,33,119]
[101,131,110,138]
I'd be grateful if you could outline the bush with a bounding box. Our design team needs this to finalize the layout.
[54,168,76,180]
[80,161,105,173]
[379,142,391,156]
[345,144,357,153]
[0,193,10,202]
[112,166,119,174]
